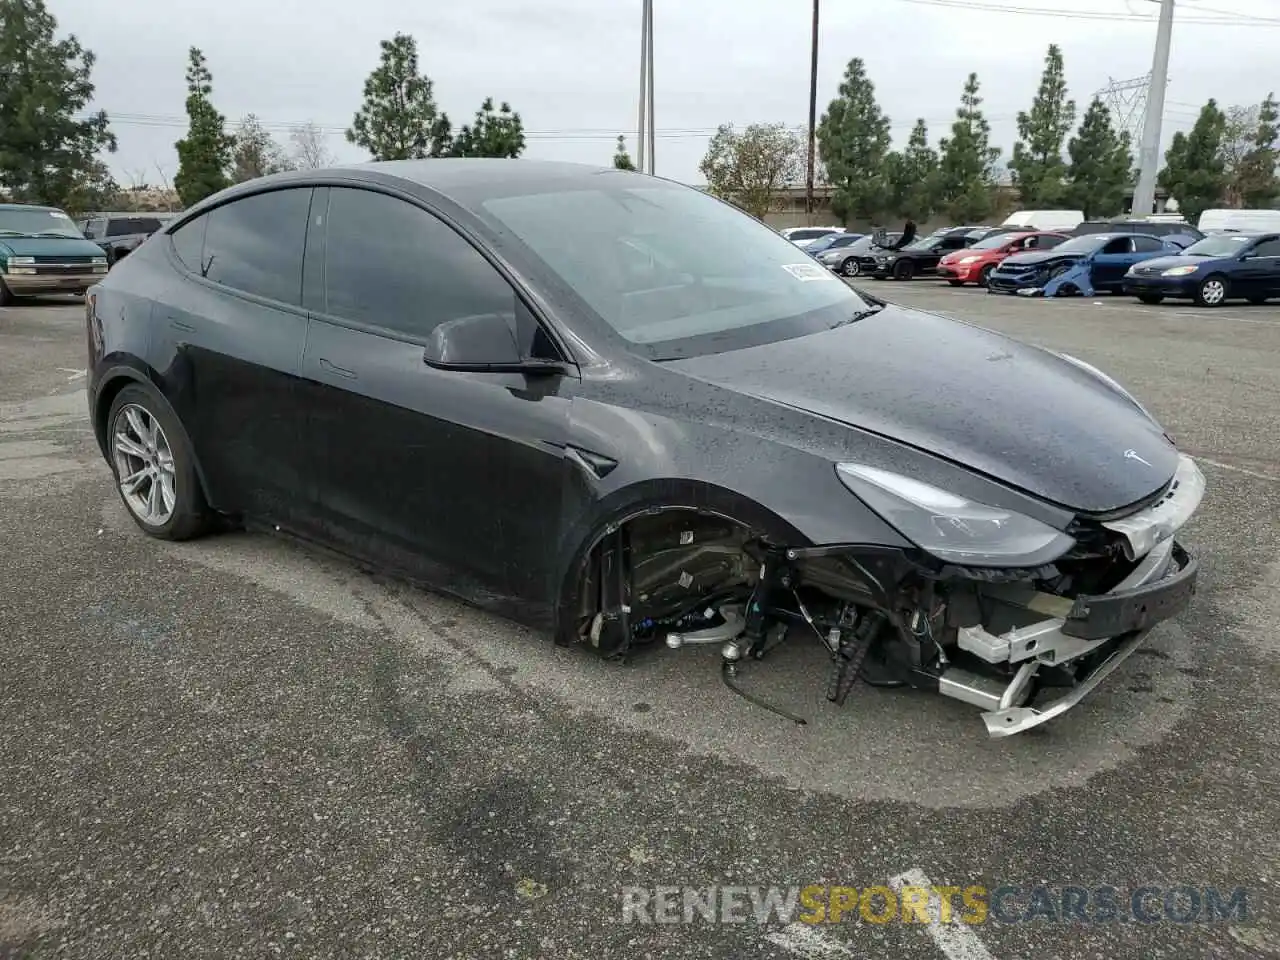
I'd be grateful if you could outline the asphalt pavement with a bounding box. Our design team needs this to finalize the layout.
[1,285,1278,959]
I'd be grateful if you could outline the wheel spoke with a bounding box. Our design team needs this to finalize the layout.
[124,407,148,443]
[114,432,148,460]
[145,474,160,519]
[120,467,149,494]
[158,471,176,514]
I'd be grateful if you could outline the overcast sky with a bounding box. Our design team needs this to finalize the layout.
[48,0,1280,187]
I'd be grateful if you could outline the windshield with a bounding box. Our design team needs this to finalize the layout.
[481,183,866,357]
[1181,234,1253,257]
[1050,235,1109,255]
[0,206,84,239]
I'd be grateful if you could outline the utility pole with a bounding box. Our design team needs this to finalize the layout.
[1132,0,1174,217]
[636,0,649,172]
[805,0,819,222]
[646,0,655,174]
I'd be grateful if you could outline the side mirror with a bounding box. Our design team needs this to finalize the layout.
[423,312,568,376]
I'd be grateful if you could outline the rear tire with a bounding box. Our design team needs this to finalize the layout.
[840,257,859,277]
[0,279,14,307]
[1137,294,1164,305]
[1194,275,1228,308]
[107,384,212,541]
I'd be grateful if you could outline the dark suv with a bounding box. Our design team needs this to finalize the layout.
[1072,219,1203,247]
[78,213,174,266]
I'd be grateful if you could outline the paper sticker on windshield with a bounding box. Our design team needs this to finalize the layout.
[781,262,827,282]
[49,211,70,219]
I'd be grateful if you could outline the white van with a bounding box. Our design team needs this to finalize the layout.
[1197,208,1280,233]
[1001,210,1084,232]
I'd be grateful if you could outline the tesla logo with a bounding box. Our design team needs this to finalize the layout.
[1124,449,1152,467]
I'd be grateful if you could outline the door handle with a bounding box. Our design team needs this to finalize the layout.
[318,357,357,379]
[169,318,195,333]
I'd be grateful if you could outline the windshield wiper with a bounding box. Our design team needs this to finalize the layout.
[0,230,25,237]
[831,303,885,328]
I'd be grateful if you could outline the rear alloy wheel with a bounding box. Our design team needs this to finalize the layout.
[840,257,859,277]
[1194,275,1228,307]
[894,260,915,281]
[1137,294,1164,305]
[108,385,211,540]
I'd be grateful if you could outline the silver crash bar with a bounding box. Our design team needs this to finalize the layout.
[939,535,1182,738]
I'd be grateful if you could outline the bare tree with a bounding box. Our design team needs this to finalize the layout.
[698,123,804,220]
[1221,104,1261,207]
[152,161,178,211]
[290,121,336,169]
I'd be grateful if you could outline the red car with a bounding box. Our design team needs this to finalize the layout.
[937,231,1070,287]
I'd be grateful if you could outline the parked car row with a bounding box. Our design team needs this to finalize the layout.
[786,213,1278,307]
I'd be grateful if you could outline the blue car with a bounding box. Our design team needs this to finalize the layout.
[987,232,1188,297]
[1122,231,1280,307]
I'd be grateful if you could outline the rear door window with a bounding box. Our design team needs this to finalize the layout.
[1251,238,1280,257]
[170,217,207,272]
[199,188,312,306]
[1102,237,1134,254]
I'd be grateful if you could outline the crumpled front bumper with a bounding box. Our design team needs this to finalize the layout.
[933,454,1203,737]
[943,537,1197,737]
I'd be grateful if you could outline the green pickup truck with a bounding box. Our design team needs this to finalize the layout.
[0,203,110,305]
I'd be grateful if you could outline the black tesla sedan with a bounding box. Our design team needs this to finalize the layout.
[86,160,1204,738]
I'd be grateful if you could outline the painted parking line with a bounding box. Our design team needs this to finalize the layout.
[763,921,860,958]
[889,869,999,960]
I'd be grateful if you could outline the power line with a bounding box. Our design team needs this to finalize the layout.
[79,108,1205,148]
[891,0,1280,23]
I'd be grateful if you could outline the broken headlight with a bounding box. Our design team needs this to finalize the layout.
[835,463,1075,567]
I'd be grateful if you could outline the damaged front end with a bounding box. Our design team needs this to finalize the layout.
[571,456,1204,739]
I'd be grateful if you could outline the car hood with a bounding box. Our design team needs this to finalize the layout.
[666,304,1177,513]
[940,249,996,264]
[1131,254,1216,272]
[0,236,103,258]
[998,250,1078,268]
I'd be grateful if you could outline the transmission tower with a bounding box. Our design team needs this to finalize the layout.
[1097,75,1152,146]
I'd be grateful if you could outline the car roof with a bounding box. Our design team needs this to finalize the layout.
[177,159,656,225]
[90,211,174,218]
[1077,231,1163,240]
[0,202,60,211]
